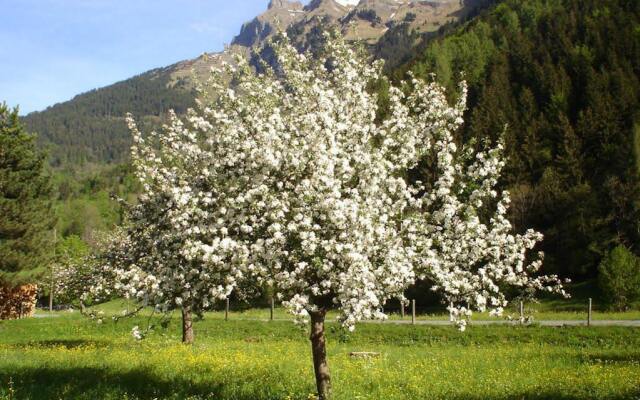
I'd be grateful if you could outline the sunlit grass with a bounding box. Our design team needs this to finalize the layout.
[2,310,639,399]
[63,297,640,323]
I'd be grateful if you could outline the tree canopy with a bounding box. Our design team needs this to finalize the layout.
[0,103,55,286]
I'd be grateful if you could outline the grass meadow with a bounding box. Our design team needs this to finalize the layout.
[1,302,639,400]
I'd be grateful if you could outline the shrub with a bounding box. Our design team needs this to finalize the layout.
[356,9,382,25]
[598,245,640,310]
[404,12,417,23]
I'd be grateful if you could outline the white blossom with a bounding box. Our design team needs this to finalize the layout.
[131,325,143,340]
[99,30,566,333]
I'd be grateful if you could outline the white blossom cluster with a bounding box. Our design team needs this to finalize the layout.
[48,230,123,306]
[404,84,568,329]
[131,325,144,340]
[96,111,252,317]
[108,31,565,330]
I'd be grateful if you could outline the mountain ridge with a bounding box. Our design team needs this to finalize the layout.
[23,0,491,165]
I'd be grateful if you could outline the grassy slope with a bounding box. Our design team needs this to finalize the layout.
[1,311,639,400]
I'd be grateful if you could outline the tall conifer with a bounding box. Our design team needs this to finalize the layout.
[0,103,54,287]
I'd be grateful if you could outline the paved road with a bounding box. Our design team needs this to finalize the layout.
[242,317,640,327]
[359,319,640,327]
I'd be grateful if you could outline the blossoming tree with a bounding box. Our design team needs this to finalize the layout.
[46,235,90,307]
[191,32,478,399]
[109,110,251,344]
[201,32,564,398]
[40,229,130,322]
[116,29,565,398]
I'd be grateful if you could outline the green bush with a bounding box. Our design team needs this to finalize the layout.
[598,245,640,310]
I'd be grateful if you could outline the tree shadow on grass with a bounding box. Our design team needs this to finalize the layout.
[447,390,640,400]
[2,365,639,400]
[16,339,111,349]
[579,351,640,365]
[0,366,257,400]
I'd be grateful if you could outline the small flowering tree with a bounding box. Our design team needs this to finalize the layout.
[42,232,121,311]
[108,110,250,344]
[47,236,90,307]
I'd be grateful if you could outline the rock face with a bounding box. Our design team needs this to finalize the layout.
[268,0,304,9]
[341,0,482,43]
[167,0,496,98]
[232,0,304,47]
[304,0,352,16]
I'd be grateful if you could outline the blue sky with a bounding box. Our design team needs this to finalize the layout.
[1,0,303,115]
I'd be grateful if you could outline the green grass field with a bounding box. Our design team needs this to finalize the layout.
[1,306,640,400]
[86,289,640,323]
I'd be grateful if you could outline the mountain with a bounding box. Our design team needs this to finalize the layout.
[22,0,491,166]
[343,0,478,43]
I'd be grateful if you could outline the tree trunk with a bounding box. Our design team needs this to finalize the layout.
[182,307,195,344]
[309,309,331,400]
[51,228,56,313]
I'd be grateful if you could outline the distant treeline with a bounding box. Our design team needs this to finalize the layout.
[23,70,195,166]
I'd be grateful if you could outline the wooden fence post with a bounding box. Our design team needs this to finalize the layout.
[270,297,274,321]
[50,228,56,313]
[411,299,416,325]
[225,297,229,321]
[519,301,524,320]
[588,298,592,327]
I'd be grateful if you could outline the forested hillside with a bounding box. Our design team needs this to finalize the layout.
[51,163,138,241]
[396,0,640,279]
[24,69,195,166]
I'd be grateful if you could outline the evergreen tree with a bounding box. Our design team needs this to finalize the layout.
[0,103,55,287]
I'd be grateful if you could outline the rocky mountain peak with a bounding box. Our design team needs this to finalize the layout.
[304,0,350,13]
[232,0,304,47]
[268,0,303,10]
